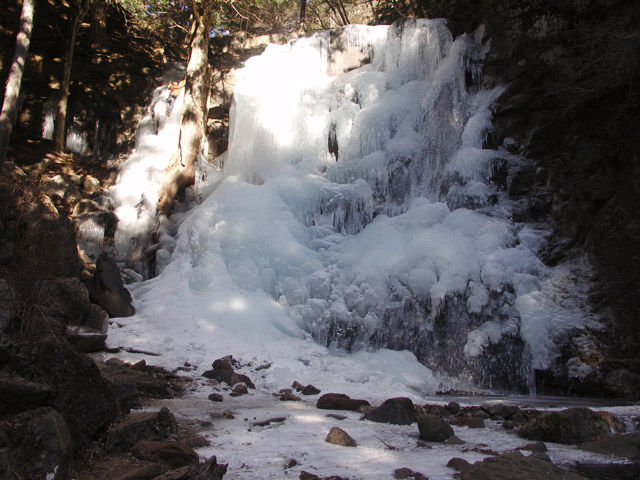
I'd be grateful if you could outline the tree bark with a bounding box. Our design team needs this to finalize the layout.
[299,0,307,24]
[54,0,90,153]
[158,3,211,215]
[0,0,34,164]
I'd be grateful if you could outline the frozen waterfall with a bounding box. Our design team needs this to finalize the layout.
[108,19,598,394]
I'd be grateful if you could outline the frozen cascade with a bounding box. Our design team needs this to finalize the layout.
[109,19,600,394]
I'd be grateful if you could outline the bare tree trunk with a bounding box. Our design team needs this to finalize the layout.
[0,0,34,164]
[299,0,307,24]
[54,0,90,153]
[158,4,211,215]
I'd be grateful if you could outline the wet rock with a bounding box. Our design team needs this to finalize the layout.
[522,442,547,453]
[230,373,255,389]
[487,404,520,419]
[0,407,72,480]
[292,380,305,391]
[365,397,416,425]
[316,393,370,411]
[447,451,588,479]
[203,357,254,389]
[446,401,461,415]
[212,356,234,371]
[87,253,135,318]
[447,457,471,473]
[301,384,321,395]
[106,407,177,452]
[325,427,357,447]
[394,467,428,479]
[230,383,248,396]
[416,414,454,442]
[445,435,465,445]
[454,416,485,428]
[0,373,50,415]
[578,432,640,459]
[208,393,223,402]
[519,407,611,444]
[202,368,232,383]
[277,389,301,401]
[131,440,199,468]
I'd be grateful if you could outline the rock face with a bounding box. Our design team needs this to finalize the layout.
[519,408,611,444]
[0,407,73,480]
[316,393,370,411]
[365,397,416,425]
[87,253,135,318]
[416,414,454,442]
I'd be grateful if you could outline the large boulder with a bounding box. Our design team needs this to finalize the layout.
[10,337,118,445]
[365,397,416,425]
[519,407,611,444]
[87,253,135,318]
[0,407,73,480]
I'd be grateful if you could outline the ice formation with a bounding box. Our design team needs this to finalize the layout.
[107,19,598,393]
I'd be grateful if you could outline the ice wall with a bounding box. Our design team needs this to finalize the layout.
[111,19,598,392]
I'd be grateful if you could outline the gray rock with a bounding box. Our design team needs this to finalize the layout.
[325,427,357,447]
[417,414,454,442]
